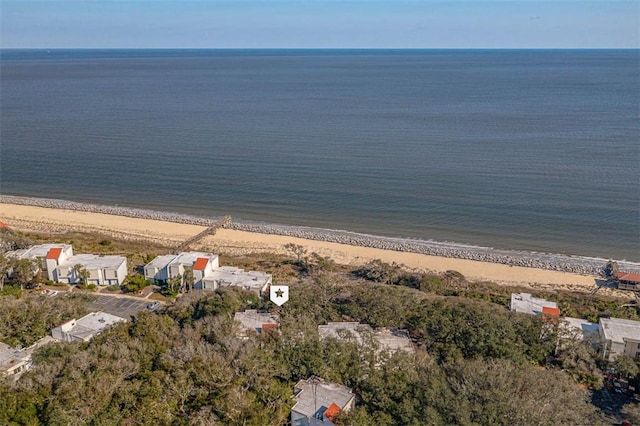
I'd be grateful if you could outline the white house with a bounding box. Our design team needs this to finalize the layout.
[291,377,355,426]
[51,311,127,342]
[0,336,55,380]
[599,317,640,361]
[143,252,271,294]
[8,244,74,281]
[144,252,219,285]
[56,254,128,286]
[510,293,560,318]
[199,266,272,294]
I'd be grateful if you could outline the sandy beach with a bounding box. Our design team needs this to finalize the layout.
[0,201,607,294]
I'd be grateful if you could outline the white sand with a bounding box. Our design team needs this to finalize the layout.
[0,202,602,292]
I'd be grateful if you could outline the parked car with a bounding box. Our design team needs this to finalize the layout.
[146,301,160,310]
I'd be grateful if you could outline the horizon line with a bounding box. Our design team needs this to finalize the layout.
[2,47,638,51]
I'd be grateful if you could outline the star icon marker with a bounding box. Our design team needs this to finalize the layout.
[270,285,289,306]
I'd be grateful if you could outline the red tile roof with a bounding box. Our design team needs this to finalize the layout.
[46,247,63,260]
[616,272,640,284]
[324,402,341,422]
[192,257,209,271]
[542,306,560,317]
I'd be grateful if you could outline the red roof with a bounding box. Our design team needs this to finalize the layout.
[46,247,63,260]
[616,272,640,284]
[192,257,209,271]
[542,306,560,317]
[262,323,279,332]
[324,402,341,422]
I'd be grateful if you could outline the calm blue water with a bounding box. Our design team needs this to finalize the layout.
[1,49,638,261]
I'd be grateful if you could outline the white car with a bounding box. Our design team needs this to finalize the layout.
[146,301,160,310]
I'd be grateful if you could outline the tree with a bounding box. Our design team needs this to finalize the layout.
[0,252,15,292]
[72,264,90,287]
[11,258,39,290]
[183,269,195,293]
[603,260,619,279]
[284,243,306,263]
[613,354,639,379]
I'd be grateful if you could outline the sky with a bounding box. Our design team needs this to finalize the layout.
[1,1,638,49]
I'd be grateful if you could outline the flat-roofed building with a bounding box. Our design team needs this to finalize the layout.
[8,244,74,281]
[56,254,127,286]
[199,266,272,294]
[0,336,55,380]
[560,317,599,342]
[510,293,560,320]
[233,309,279,335]
[599,317,640,361]
[291,376,355,426]
[318,322,414,354]
[144,254,179,283]
[51,311,127,342]
[144,252,219,286]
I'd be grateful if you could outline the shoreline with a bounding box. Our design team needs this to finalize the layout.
[2,195,639,276]
[0,200,623,292]
[0,196,640,286]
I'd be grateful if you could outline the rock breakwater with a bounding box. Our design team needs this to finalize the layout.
[3,195,639,276]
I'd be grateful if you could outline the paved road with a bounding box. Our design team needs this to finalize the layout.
[90,295,156,320]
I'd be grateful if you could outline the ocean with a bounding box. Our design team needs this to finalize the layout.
[1,49,638,261]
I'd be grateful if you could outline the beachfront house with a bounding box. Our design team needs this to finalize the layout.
[7,243,74,282]
[143,252,271,294]
[599,317,640,361]
[56,254,128,286]
[291,376,355,426]
[143,252,219,285]
[615,272,640,291]
[51,311,127,343]
[318,322,414,354]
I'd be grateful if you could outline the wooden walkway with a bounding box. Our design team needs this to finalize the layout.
[173,215,231,254]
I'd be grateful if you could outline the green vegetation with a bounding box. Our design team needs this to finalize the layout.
[0,231,638,425]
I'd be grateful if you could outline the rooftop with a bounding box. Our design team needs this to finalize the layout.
[204,266,271,292]
[292,377,354,419]
[616,272,640,284]
[233,309,279,334]
[510,293,558,316]
[171,252,218,267]
[10,243,71,259]
[560,317,599,341]
[60,254,126,270]
[54,311,127,341]
[318,322,414,353]
[146,254,179,270]
[599,317,640,344]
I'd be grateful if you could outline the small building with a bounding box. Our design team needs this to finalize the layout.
[599,317,640,361]
[318,322,414,354]
[510,293,560,322]
[233,309,279,335]
[143,254,179,283]
[0,336,55,380]
[199,266,272,294]
[615,272,640,291]
[291,376,355,426]
[8,244,74,281]
[51,311,127,342]
[56,254,127,286]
